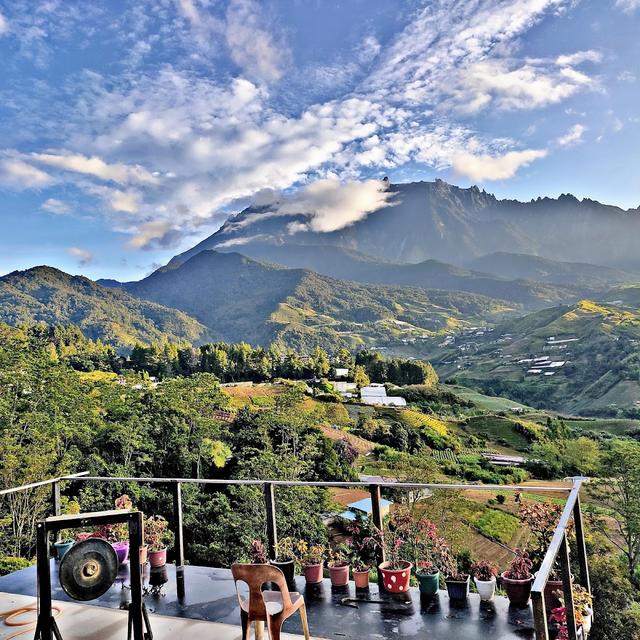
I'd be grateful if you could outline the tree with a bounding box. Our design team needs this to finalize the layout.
[590,440,640,584]
[353,365,370,388]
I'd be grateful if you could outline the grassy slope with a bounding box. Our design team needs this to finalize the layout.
[0,266,211,350]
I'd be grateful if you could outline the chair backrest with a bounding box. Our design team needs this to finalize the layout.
[231,563,293,618]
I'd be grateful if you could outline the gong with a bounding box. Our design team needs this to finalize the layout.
[59,538,119,601]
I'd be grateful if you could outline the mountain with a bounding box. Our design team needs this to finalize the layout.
[207,242,583,309]
[169,179,640,271]
[466,252,638,288]
[0,266,211,350]
[430,299,640,416]
[124,250,518,351]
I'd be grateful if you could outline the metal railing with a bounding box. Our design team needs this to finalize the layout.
[531,477,590,640]
[2,473,589,640]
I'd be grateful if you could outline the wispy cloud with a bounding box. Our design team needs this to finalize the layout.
[615,0,640,13]
[557,124,587,147]
[452,149,548,181]
[41,198,71,215]
[0,158,53,189]
[68,246,94,265]
[0,12,8,35]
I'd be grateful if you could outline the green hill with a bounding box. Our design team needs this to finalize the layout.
[433,299,640,416]
[125,250,518,351]
[211,243,581,310]
[0,266,212,350]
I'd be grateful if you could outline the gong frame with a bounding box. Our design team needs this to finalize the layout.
[34,509,147,640]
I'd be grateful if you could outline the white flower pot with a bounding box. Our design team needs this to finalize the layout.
[582,610,592,635]
[474,577,496,601]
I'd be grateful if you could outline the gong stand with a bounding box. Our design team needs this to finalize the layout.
[33,509,152,640]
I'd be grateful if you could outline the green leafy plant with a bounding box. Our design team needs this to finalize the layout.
[274,537,296,562]
[345,516,382,571]
[297,540,325,566]
[328,543,350,568]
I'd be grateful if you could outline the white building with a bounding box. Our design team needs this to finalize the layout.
[334,368,350,379]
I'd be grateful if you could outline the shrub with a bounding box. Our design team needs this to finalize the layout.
[496,494,506,505]
[0,556,31,576]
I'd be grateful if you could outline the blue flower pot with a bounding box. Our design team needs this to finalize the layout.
[445,575,470,601]
[54,540,74,560]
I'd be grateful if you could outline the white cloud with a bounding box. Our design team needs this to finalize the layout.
[618,70,637,83]
[225,0,286,83]
[452,149,547,181]
[67,247,94,265]
[0,158,54,189]
[86,185,142,214]
[615,0,640,13]
[453,59,595,113]
[128,221,177,250]
[0,12,8,35]
[258,179,396,233]
[557,124,587,146]
[41,198,71,215]
[555,50,602,66]
[29,152,158,185]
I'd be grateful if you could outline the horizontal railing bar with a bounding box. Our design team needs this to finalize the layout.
[531,478,585,594]
[0,471,89,497]
[60,475,576,493]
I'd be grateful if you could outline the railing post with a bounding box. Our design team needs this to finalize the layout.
[172,481,186,599]
[369,484,385,589]
[572,493,591,594]
[128,512,145,640]
[51,480,61,543]
[560,531,578,640]
[531,589,550,640]
[264,482,278,560]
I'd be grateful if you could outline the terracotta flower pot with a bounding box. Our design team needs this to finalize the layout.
[445,575,470,601]
[474,577,496,601]
[148,548,167,568]
[329,563,349,587]
[303,563,323,584]
[353,569,370,589]
[112,541,130,565]
[271,559,295,586]
[379,561,412,593]
[501,572,533,608]
[139,545,148,565]
[417,571,440,596]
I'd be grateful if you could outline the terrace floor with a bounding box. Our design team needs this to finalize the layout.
[0,562,536,640]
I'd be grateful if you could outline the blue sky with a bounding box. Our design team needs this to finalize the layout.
[0,0,638,280]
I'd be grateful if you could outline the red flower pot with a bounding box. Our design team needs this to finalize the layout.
[501,572,534,608]
[379,561,412,593]
[148,548,167,568]
[353,569,370,589]
[329,563,349,587]
[304,563,324,584]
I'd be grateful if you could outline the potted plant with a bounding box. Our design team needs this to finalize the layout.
[502,549,534,607]
[443,551,470,602]
[345,517,381,589]
[248,539,269,564]
[416,561,440,596]
[472,560,498,601]
[328,544,350,587]
[378,510,413,593]
[54,535,75,560]
[297,541,325,584]
[413,519,446,597]
[271,537,297,585]
[555,584,593,635]
[145,515,174,568]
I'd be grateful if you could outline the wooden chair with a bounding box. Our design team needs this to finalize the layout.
[231,563,311,640]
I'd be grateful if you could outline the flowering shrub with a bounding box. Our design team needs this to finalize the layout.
[145,515,174,552]
[94,494,134,542]
[345,517,382,571]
